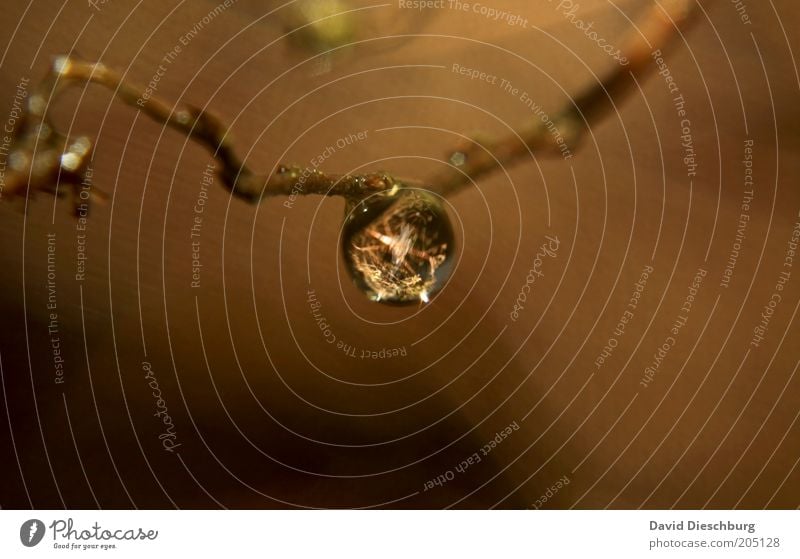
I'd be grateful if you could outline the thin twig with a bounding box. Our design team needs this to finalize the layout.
[431,0,700,196]
[2,0,701,213]
[3,57,402,212]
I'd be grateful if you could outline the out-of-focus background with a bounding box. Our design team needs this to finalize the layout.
[0,0,799,508]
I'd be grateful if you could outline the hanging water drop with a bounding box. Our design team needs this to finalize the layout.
[341,188,455,304]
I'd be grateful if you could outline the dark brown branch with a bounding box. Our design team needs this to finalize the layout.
[1,0,701,213]
[2,56,403,212]
[430,0,701,197]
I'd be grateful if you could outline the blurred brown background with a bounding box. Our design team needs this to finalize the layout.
[0,0,799,508]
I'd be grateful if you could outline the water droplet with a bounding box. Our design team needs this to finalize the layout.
[449,151,466,166]
[342,188,455,304]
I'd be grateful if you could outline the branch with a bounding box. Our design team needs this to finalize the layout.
[430,0,701,197]
[1,0,702,214]
[2,56,403,213]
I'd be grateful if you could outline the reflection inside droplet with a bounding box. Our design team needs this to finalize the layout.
[342,188,455,304]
